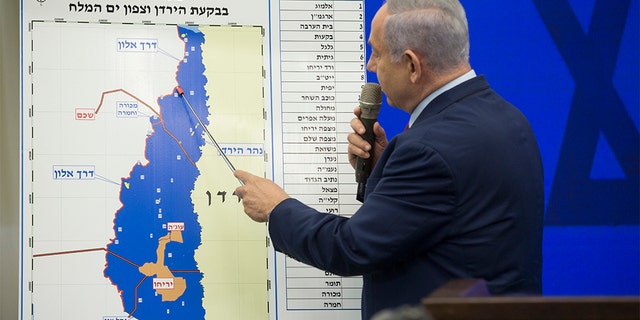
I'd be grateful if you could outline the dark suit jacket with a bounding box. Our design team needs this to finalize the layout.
[268,75,544,319]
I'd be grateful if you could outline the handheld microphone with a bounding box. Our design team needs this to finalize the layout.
[355,83,382,202]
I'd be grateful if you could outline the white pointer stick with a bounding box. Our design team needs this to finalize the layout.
[176,86,244,185]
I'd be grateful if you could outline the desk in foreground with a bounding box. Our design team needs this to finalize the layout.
[422,279,640,320]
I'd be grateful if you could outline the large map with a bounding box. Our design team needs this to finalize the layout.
[29,22,267,320]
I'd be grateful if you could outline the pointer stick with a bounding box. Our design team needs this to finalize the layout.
[176,86,244,185]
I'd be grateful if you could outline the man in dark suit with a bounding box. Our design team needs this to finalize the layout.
[234,0,544,319]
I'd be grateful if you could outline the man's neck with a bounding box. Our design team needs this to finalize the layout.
[421,64,472,100]
[407,67,476,128]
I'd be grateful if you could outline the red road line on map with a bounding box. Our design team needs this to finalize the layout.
[106,250,141,268]
[33,247,106,258]
[35,246,202,318]
[94,89,161,117]
[92,88,198,167]
[35,248,201,275]
[158,119,198,167]
[34,247,141,269]
[128,275,148,318]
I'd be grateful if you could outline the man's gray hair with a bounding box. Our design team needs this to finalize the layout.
[384,0,470,74]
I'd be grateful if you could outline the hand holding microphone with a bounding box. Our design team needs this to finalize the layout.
[353,83,383,202]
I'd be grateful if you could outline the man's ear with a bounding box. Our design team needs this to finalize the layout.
[404,50,422,83]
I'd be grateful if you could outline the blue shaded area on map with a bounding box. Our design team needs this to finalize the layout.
[104,26,209,319]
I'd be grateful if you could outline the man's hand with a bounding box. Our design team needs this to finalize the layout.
[347,106,388,170]
[234,170,289,222]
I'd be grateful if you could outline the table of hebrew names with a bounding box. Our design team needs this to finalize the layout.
[279,0,366,311]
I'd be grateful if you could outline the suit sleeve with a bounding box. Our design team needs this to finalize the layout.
[268,140,457,276]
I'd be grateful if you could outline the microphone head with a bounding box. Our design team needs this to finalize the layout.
[359,83,382,119]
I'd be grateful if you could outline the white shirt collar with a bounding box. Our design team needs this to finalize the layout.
[408,69,477,128]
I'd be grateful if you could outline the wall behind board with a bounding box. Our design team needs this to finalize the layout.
[365,0,639,295]
[0,0,21,319]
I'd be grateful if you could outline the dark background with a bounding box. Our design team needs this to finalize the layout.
[364,0,639,295]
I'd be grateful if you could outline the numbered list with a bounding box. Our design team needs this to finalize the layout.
[279,0,366,311]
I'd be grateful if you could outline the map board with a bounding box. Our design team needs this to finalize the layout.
[21,0,367,319]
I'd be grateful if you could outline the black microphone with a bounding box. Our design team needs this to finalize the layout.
[355,83,382,202]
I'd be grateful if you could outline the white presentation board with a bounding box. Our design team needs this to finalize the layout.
[20,0,368,319]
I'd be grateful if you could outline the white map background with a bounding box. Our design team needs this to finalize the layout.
[27,22,267,320]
